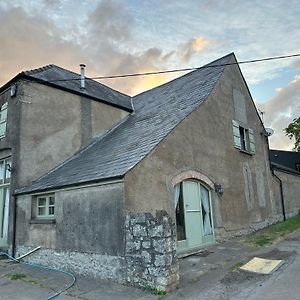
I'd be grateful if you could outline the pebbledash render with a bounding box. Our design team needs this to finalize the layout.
[0,53,300,291]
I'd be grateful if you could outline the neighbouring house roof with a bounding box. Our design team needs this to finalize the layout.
[15,53,233,195]
[271,162,300,176]
[0,64,132,112]
[270,150,300,173]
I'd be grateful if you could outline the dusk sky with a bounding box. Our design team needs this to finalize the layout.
[0,0,299,150]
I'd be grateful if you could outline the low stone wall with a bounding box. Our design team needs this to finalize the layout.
[124,211,179,291]
[14,210,180,292]
[15,246,125,282]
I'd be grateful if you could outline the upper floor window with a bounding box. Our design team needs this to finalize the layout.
[232,120,255,154]
[0,102,8,138]
[0,157,11,184]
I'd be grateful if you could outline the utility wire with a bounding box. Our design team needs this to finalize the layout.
[30,53,300,83]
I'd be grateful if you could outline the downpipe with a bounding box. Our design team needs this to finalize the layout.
[272,171,286,222]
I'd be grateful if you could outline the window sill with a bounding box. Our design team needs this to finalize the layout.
[29,219,56,224]
[239,149,254,156]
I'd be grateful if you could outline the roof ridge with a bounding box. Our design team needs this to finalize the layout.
[132,52,234,100]
[23,64,56,75]
[35,64,132,99]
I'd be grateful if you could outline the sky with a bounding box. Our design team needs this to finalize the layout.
[0,0,299,150]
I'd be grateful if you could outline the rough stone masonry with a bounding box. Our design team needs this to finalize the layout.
[125,211,179,291]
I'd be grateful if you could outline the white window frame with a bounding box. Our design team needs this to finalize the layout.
[36,194,55,219]
[0,102,8,139]
[0,157,11,240]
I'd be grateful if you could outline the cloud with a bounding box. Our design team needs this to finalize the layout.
[0,1,175,96]
[99,48,174,95]
[258,75,300,150]
[0,6,91,85]
[87,0,132,43]
[179,37,211,63]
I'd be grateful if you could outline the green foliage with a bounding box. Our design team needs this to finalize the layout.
[144,286,167,296]
[284,117,300,151]
[244,215,300,247]
[229,262,243,272]
[5,273,27,280]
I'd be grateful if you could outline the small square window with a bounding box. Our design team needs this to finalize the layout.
[36,194,55,219]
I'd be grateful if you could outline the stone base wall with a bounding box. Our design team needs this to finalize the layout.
[125,211,179,291]
[15,246,125,282]
[14,211,180,292]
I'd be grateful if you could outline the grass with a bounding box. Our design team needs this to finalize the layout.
[244,215,300,247]
[4,273,39,285]
[229,262,243,272]
[5,273,27,280]
[144,286,167,296]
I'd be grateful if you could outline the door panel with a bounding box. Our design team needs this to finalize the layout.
[183,181,202,247]
[177,180,215,251]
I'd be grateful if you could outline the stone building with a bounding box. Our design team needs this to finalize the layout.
[0,53,299,291]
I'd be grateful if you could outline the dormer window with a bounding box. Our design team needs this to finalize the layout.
[0,102,8,138]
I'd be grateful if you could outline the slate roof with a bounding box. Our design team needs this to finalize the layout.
[6,64,132,111]
[270,150,300,172]
[15,53,233,195]
[271,162,300,175]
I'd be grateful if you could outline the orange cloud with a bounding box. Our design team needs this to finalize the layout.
[179,37,211,62]
[131,74,170,96]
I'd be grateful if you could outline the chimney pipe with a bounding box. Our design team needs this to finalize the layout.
[80,64,86,90]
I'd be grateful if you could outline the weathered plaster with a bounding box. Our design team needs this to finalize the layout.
[124,56,280,239]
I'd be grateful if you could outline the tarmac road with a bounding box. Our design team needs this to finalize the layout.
[0,229,300,299]
[167,229,300,300]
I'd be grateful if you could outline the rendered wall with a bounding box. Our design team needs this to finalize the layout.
[15,182,177,290]
[17,81,128,187]
[274,169,300,218]
[15,182,126,281]
[124,56,282,240]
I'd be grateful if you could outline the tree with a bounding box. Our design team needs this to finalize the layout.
[284,117,300,152]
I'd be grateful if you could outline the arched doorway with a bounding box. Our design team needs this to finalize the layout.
[175,180,215,252]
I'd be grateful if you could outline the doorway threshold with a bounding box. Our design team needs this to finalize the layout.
[178,244,215,259]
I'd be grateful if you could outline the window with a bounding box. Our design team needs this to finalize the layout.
[232,120,255,154]
[0,102,8,138]
[0,157,11,240]
[36,194,55,218]
[175,183,186,241]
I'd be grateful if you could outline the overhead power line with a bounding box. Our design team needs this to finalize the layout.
[91,53,300,80]
[34,53,300,83]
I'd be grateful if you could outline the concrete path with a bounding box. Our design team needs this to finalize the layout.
[167,229,300,300]
[1,229,300,299]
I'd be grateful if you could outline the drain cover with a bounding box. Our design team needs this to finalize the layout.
[240,257,284,274]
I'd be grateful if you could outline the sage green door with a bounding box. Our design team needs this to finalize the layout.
[177,180,214,252]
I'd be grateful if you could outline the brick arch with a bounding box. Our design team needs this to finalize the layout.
[171,170,215,190]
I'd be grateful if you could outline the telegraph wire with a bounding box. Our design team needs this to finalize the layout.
[30,53,300,83]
